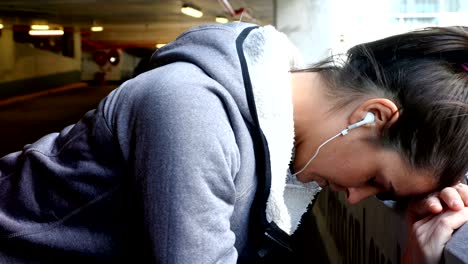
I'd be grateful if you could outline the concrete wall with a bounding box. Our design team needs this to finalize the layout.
[0,27,82,96]
[120,51,141,80]
[276,0,468,65]
[275,0,397,64]
[0,29,15,73]
[275,0,335,64]
[73,28,82,70]
[7,44,79,82]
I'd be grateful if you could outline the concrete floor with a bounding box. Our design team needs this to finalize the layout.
[0,84,118,157]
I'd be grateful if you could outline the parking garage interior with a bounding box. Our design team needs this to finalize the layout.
[0,1,467,263]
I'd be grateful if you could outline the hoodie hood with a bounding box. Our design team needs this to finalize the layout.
[151,22,321,235]
[152,22,256,125]
[240,25,321,234]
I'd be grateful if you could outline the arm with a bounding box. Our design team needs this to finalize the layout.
[107,66,241,263]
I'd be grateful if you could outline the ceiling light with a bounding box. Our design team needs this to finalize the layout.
[181,4,203,18]
[31,24,50,30]
[29,29,64,36]
[215,16,229,23]
[156,43,166,49]
[91,20,104,32]
[91,26,104,32]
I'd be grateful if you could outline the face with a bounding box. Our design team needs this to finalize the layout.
[290,71,439,204]
[294,135,438,204]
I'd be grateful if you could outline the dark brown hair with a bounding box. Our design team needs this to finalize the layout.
[295,26,468,188]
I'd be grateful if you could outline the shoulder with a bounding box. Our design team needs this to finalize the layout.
[113,63,237,144]
[104,62,241,173]
[172,22,259,40]
[125,62,224,114]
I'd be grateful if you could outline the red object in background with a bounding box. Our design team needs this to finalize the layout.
[92,49,120,66]
[93,50,108,66]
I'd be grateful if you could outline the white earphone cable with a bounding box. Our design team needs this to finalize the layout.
[293,131,342,176]
[292,112,375,177]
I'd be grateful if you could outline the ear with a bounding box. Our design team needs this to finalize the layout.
[349,98,400,133]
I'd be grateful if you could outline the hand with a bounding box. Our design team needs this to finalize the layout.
[402,183,468,264]
[402,207,468,264]
[407,183,468,223]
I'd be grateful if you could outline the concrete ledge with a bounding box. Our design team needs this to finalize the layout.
[445,223,468,263]
[0,71,81,98]
[312,188,468,264]
[0,82,88,107]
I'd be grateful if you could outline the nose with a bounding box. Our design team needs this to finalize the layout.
[330,183,346,192]
[346,187,379,204]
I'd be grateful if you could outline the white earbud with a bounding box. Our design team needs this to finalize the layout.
[340,112,375,135]
[293,112,375,176]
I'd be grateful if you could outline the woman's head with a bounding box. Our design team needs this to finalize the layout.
[293,26,468,201]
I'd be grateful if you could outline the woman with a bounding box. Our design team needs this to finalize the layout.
[0,22,466,263]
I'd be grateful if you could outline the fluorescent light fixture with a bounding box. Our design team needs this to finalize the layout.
[181,5,203,18]
[29,29,64,36]
[215,16,229,23]
[91,26,103,32]
[156,43,166,49]
[31,24,50,30]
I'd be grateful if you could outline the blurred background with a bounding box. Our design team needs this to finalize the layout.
[0,2,467,263]
[0,0,466,155]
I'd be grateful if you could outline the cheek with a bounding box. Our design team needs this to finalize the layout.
[326,154,378,187]
[310,138,380,186]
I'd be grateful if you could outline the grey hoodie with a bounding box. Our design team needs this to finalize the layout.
[0,23,319,263]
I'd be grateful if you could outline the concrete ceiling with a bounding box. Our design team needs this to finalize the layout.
[0,0,274,49]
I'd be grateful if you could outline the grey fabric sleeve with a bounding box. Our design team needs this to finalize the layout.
[103,63,242,263]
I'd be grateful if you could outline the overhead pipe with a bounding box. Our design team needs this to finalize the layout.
[217,0,259,23]
[218,0,236,16]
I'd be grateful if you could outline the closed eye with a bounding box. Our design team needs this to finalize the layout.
[366,176,380,188]
[371,177,399,201]
[367,176,393,195]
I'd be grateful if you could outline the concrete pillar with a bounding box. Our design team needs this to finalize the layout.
[275,0,396,64]
[73,27,82,69]
[275,0,335,64]
[0,28,15,73]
